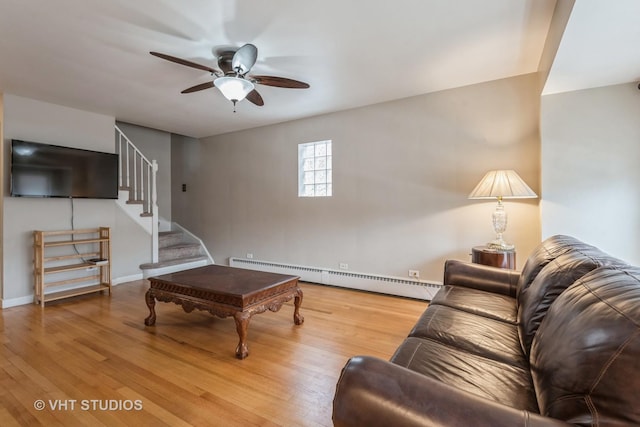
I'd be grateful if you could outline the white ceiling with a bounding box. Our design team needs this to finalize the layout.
[0,1,637,139]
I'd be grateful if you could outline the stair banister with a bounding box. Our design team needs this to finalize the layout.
[115,125,159,263]
[151,160,159,262]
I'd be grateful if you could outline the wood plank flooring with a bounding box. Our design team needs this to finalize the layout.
[0,280,427,426]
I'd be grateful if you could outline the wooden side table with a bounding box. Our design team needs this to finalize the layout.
[472,246,516,270]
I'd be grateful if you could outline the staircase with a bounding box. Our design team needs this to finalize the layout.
[115,125,213,277]
[116,125,159,262]
[139,229,211,278]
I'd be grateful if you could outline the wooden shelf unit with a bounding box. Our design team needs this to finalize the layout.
[33,227,112,306]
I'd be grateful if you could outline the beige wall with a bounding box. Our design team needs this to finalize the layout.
[2,95,150,305]
[196,74,541,282]
[541,82,640,264]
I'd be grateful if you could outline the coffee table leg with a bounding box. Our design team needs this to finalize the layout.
[294,287,304,325]
[233,312,251,359]
[144,289,156,326]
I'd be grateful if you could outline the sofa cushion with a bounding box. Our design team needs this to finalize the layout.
[429,284,517,323]
[391,337,538,412]
[530,266,640,426]
[408,305,526,368]
[518,248,626,357]
[516,235,593,301]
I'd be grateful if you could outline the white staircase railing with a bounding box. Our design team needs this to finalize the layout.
[115,125,159,262]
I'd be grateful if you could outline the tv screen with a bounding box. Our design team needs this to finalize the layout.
[10,139,119,199]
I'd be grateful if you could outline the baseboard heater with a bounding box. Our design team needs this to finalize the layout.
[229,257,441,301]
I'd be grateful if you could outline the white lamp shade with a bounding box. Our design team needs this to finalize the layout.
[468,170,537,200]
[214,76,255,102]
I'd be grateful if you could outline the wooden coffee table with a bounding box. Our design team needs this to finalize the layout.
[144,264,303,359]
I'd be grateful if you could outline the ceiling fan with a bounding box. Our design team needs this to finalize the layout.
[150,43,309,111]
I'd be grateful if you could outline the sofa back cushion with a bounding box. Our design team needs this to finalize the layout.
[517,247,625,356]
[530,267,640,426]
[516,235,593,301]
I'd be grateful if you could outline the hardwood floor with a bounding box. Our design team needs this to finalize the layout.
[0,280,427,426]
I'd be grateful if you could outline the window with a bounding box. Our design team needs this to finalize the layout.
[298,140,332,197]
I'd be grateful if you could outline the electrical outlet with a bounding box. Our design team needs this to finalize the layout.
[409,270,420,279]
[339,263,349,270]
[246,253,254,259]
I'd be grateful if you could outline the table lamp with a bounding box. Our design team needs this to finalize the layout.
[468,170,537,250]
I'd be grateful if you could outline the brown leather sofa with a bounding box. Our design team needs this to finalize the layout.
[333,235,640,426]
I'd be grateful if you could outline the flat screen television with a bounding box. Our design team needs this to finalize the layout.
[10,139,119,199]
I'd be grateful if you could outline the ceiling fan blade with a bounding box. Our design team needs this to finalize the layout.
[181,81,215,94]
[245,89,264,106]
[250,75,310,89]
[232,43,258,75]
[150,51,218,74]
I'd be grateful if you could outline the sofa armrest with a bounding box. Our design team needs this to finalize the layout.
[444,259,520,297]
[333,356,572,427]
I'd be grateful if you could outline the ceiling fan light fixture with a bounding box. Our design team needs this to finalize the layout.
[214,76,254,103]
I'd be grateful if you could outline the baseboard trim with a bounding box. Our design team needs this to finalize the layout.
[113,273,144,285]
[2,273,145,309]
[1,295,35,309]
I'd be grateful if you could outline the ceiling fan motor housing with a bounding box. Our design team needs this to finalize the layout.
[217,51,236,75]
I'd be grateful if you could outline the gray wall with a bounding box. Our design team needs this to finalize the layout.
[194,74,541,282]
[116,121,172,222]
[541,82,640,264]
[171,133,202,233]
[2,95,150,304]
[0,94,4,299]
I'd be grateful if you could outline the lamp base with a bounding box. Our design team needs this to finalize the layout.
[488,202,514,250]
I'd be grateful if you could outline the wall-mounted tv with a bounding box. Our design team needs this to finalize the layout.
[10,139,119,199]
